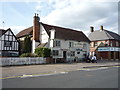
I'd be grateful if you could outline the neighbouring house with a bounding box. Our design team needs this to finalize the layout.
[16,14,90,62]
[88,26,120,60]
[0,28,19,57]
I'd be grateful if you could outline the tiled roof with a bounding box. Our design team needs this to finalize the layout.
[88,29,120,41]
[16,26,33,38]
[16,22,90,42]
[0,29,6,36]
[41,23,90,42]
[37,43,48,47]
[0,29,11,37]
[0,28,19,42]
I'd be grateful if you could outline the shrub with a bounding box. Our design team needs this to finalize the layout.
[35,47,51,57]
[20,53,38,57]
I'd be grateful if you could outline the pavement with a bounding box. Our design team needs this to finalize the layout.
[0,60,119,79]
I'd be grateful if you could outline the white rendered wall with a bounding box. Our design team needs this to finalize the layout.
[50,38,90,60]
[40,24,49,44]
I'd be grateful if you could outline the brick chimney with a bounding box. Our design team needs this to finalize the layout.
[90,26,94,32]
[33,13,40,42]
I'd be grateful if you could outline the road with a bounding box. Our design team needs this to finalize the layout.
[2,66,119,88]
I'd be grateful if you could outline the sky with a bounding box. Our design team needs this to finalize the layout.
[0,0,119,36]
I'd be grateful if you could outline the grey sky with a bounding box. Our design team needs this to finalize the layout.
[0,0,119,36]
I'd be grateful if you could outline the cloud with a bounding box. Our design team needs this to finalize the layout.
[0,0,119,2]
[38,0,118,36]
[0,26,27,35]
[1,0,118,36]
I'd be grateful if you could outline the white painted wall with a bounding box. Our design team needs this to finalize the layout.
[50,38,90,60]
[40,24,49,44]
[50,29,55,40]
[32,24,50,53]
[32,24,90,61]
[0,30,19,51]
[32,40,41,53]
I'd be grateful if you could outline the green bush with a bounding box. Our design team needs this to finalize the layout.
[35,47,51,57]
[20,53,38,57]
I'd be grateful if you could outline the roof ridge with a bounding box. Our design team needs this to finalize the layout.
[88,29,120,41]
[16,26,33,38]
[103,30,114,39]
[41,22,82,32]
[22,26,33,31]
[0,28,11,37]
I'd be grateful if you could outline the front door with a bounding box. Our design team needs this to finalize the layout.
[63,51,67,59]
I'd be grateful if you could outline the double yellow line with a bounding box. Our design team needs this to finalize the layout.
[0,71,68,80]
[0,75,21,80]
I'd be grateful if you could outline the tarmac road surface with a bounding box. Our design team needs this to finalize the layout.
[2,66,119,88]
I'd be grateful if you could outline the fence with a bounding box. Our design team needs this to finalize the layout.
[0,57,46,66]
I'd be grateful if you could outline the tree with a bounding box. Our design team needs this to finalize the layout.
[35,47,51,57]
[23,36,31,53]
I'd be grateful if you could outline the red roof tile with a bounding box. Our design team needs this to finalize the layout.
[16,26,33,38]
[42,23,90,42]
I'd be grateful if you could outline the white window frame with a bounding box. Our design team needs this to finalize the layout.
[69,42,74,48]
[71,51,75,56]
[53,40,61,47]
[52,50,59,56]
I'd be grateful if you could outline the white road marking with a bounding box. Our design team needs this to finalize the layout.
[20,71,68,78]
[81,67,109,71]
[60,72,68,74]
[76,67,109,71]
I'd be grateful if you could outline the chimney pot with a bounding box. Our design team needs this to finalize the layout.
[37,14,38,17]
[90,26,94,32]
[100,25,103,30]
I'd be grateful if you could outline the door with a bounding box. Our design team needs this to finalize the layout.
[63,51,67,59]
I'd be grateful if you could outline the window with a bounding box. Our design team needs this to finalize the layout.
[90,43,91,47]
[4,41,12,47]
[83,44,86,49]
[52,50,59,56]
[67,52,71,56]
[69,42,74,47]
[110,41,112,47]
[116,41,119,47]
[71,51,75,56]
[105,41,109,46]
[53,40,61,47]
[94,42,98,47]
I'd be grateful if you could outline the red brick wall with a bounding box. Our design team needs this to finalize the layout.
[33,15,40,42]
